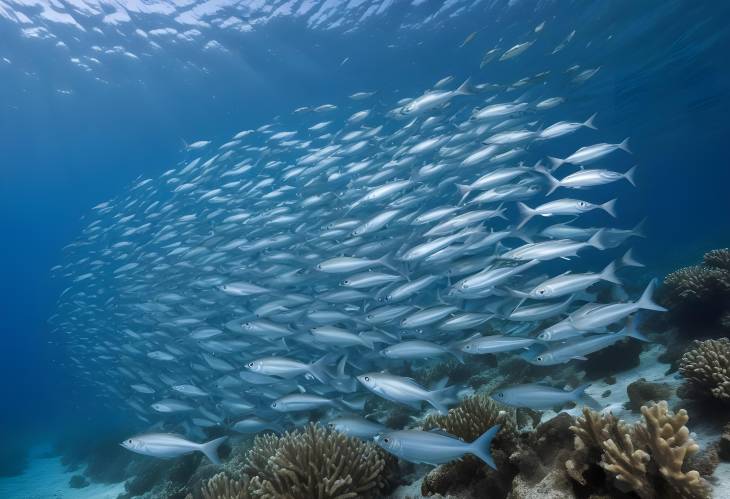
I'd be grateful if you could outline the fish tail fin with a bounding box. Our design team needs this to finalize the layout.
[587,229,606,250]
[534,163,560,195]
[601,198,617,217]
[624,165,637,187]
[622,317,651,342]
[572,383,602,410]
[583,113,598,130]
[428,385,459,414]
[548,156,565,171]
[448,347,465,364]
[516,202,536,229]
[469,425,500,470]
[495,203,508,220]
[357,333,375,350]
[620,248,645,268]
[456,77,475,96]
[308,354,333,384]
[379,251,401,274]
[456,184,471,205]
[600,261,621,285]
[514,227,535,244]
[199,436,227,465]
[632,218,647,238]
[619,137,632,153]
[637,278,667,312]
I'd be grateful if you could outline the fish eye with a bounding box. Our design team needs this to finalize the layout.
[327,423,334,428]
[383,437,390,443]
[272,402,277,407]
[128,439,132,444]
[497,393,504,398]
[247,362,254,368]
[538,289,545,295]
[465,345,471,350]
[537,356,543,361]
[364,376,370,382]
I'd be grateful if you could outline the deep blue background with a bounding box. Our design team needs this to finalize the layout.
[0,0,728,460]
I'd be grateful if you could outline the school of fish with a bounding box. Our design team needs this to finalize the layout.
[49,31,665,469]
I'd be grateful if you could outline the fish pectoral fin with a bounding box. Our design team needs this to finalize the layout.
[571,356,588,361]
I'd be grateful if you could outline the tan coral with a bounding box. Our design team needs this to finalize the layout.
[679,337,730,402]
[245,423,393,499]
[633,401,708,499]
[199,472,252,499]
[423,392,516,445]
[569,402,711,499]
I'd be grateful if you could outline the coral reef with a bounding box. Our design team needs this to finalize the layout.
[626,378,673,411]
[569,401,710,499]
[192,472,252,499]
[662,248,730,335]
[420,393,518,498]
[245,423,395,499]
[678,337,730,404]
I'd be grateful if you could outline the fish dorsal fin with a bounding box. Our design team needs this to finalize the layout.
[428,428,461,440]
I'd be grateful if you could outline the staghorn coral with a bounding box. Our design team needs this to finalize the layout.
[245,433,282,476]
[245,423,394,499]
[662,248,730,334]
[420,393,518,497]
[678,337,730,403]
[569,401,711,499]
[198,472,252,499]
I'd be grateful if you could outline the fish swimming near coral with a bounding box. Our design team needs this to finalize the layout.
[49,31,669,477]
[121,433,227,464]
[374,425,501,469]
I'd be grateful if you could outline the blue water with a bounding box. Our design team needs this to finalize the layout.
[1,0,729,487]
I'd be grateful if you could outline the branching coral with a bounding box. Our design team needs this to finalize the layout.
[569,401,710,499]
[198,472,252,499]
[678,337,730,403]
[245,423,394,499]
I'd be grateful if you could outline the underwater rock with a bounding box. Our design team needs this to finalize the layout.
[569,401,711,499]
[687,443,720,479]
[0,441,28,478]
[626,377,673,411]
[507,467,577,499]
[662,248,730,336]
[678,337,730,404]
[720,424,730,461]
[69,474,89,488]
[123,460,170,498]
[244,423,396,499]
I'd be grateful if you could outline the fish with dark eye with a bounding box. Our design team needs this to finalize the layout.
[121,433,227,464]
[491,383,601,410]
[374,426,501,469]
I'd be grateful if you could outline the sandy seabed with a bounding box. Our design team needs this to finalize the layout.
[0,447,125,499]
